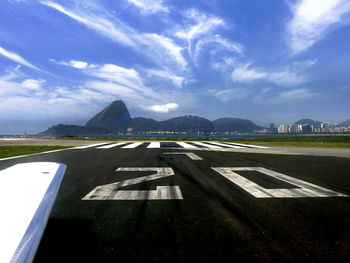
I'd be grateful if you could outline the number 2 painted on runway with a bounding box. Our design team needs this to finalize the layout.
[82,167,183,200]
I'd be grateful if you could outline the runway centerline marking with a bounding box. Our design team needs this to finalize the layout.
[163,152,203,160]
[212,167,348,198]
[82,167,183,200]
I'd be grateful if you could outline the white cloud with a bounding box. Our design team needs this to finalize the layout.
[146,103,178,113]
[215,88,250,102]
[124,0,169,15]
[0,45,40,70]
[286,0,350,53]
[0,72,45,96]
[231,60,316,86]
[49,58,88,69]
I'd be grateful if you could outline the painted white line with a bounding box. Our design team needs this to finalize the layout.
[207,142,245,149]
[163,152,203,160]
[224,142,269,149]
[0,162,66,263]
[121,142,144,149]
[82,167,183,200]
[212,167,347,198]
[176,142,199,149]
[96,142,128,149]
[191,142,221,148]
[74,143,109,149]
[0,148,73,162]
[147,142,161,148]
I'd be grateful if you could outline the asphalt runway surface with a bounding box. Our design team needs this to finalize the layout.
[1,142,350,262]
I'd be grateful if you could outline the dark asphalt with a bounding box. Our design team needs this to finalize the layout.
[1,146,350,262]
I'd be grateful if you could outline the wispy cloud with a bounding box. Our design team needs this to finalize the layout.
[124,0,169,15]
[49,58,88,69]
[41,1,135,46]
[215,88,250,103]
[286,0,350,54]
[146,69,185,88]
[41,1,186,70]
[0,45,40,70]
[254,88,315,104]
[143,33,187,69]
[231,60,316,86]
[173,8,241,63]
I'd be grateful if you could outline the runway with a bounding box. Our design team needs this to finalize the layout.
[0,142,349,262]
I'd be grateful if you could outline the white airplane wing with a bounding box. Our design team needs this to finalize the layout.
[0,162,66,263]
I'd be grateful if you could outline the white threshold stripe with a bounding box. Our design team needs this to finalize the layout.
[0,162,66,263]
[121,142,144,148]
[147,142,160,148]
[224,142,269,149]
[191,142,221,148]
[96,142,128,149]
[75,143,109,149]
[176,142,199,149]
[207,142,245,149]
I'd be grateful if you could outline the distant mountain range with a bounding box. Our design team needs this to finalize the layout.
[338,119,350,127]
[39,100,349,136]
[39,100,262,136]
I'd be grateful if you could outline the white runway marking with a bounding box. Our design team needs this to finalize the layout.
[163,152,203,160]
[191,142,221,148]
[73,141,269,150]
[206,142,244,149]
[96,142,128,149]
[176,142,199,148]
[83,167,183,200]
[212,167,347,198]
[224,142,269,149]
[75,143,108,149]
[147,142,161,148]
[121,142,144,148]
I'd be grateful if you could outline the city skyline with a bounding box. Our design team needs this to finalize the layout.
[1,0,350,134]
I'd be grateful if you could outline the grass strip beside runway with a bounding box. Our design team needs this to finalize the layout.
[0,146,71,158]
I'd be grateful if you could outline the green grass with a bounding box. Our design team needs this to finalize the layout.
[0,146,71,159]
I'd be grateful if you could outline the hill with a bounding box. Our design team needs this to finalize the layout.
[85,100,131,131]
[212,118,262,132]
[159,115,215,132]
[39,124,110,136]
[338,119,350,127]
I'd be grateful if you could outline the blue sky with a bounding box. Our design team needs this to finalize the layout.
[1,0,350,134]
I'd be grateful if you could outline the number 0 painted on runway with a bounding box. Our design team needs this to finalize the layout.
[82,167,183,200]
[212,167,347,198]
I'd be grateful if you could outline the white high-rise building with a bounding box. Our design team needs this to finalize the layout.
[278,124,288,133]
